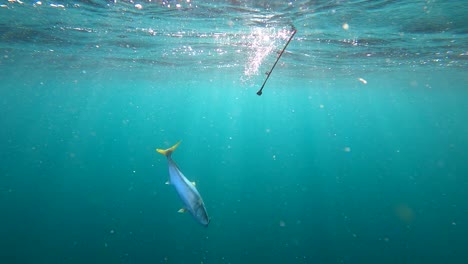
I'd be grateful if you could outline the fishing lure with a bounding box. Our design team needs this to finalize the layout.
[256,26,297,96]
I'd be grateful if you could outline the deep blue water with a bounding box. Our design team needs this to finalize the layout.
[1,0,467,263]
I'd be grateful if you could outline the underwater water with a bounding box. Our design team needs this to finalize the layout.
[1,0,468,263]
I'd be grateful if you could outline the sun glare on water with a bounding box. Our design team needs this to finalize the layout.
[242,27,293,79]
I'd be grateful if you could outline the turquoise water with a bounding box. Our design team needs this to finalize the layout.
[1,0,468,263]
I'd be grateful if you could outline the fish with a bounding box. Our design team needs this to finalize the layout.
[156,141,210,227]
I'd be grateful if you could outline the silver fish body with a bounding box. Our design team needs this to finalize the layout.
[157,142,210,226]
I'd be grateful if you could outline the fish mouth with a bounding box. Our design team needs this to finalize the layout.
[201,218,210,227]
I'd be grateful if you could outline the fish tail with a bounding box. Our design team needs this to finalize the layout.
[156,141,181,157]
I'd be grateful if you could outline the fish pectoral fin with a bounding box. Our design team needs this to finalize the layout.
[165,181,170,185]
[191,181,196,186]
[178,208,187,213]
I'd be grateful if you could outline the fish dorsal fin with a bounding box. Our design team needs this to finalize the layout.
[178,208,186,213]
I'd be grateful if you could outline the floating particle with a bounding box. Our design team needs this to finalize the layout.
[358,78,367,84]
[342,23,349,30]
[395,204,414,224]
[344,147,351,152]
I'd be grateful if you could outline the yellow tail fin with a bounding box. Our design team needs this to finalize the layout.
[156,141,181,157]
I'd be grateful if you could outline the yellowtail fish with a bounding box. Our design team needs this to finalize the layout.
[156,141,210,226]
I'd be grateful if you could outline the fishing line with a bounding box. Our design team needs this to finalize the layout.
[256,26,297,96]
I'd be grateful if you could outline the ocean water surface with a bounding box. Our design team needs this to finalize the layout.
[1,0,467,263]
